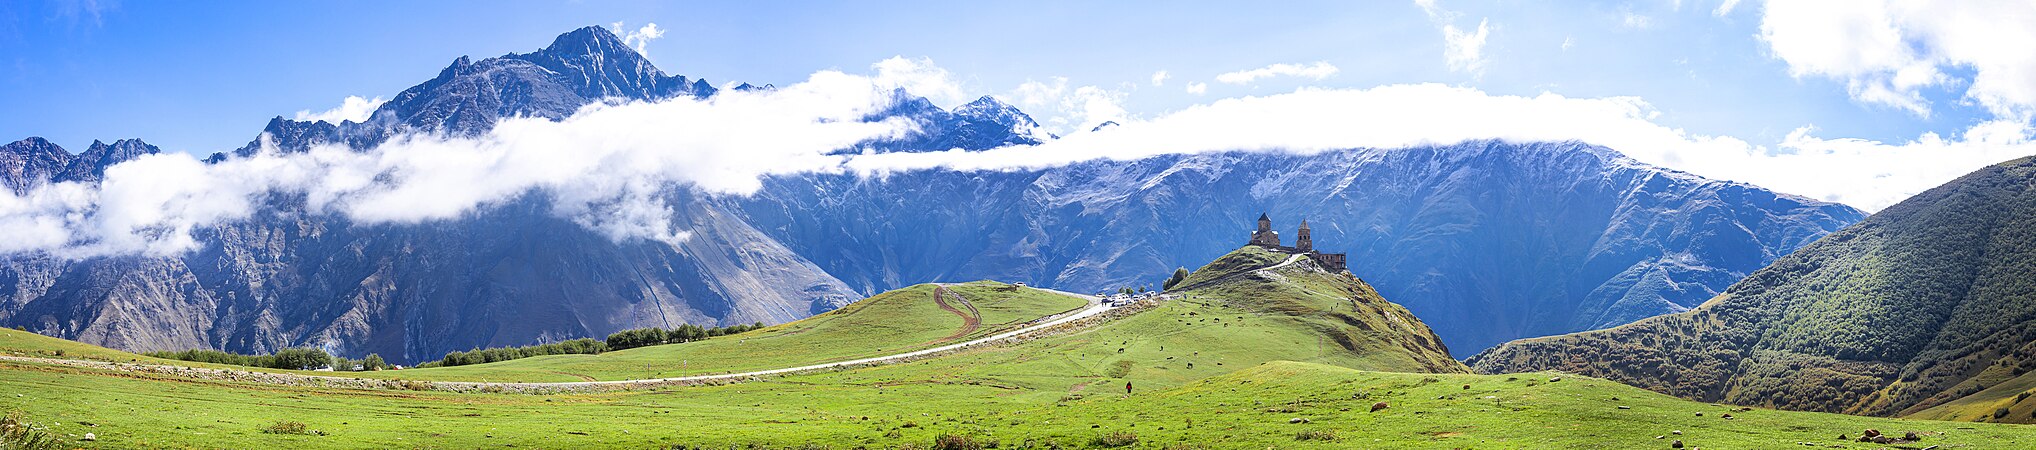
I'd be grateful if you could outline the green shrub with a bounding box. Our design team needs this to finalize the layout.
[261,420,320,435]
[1163,267,1189,290]
[1,412,61,450]
[439,338,607,367]
[932,434,983,450]
[1092,431,1138,447]
[606,323,764,351]
[1996,407,2012,419]
[146,347,332,370]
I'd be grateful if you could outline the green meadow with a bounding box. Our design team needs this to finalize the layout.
[4,247,2035,448]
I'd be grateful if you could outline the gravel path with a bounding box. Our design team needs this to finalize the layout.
[925,285,983,345]
[0,288,1109,394]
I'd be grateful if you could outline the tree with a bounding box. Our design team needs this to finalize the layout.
[1163,267,1189,290]
[363,353,387,371]
[268,348,332,370]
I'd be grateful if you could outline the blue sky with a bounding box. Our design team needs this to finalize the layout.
[0,0,1981,152]
[2,0,2033,218]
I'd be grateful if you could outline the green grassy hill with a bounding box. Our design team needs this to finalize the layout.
[1470,155,2036,423]
[1170,245,1464,373]
[6,245,2036,448]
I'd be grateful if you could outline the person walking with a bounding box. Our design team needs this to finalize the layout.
[1125,381,1133,395]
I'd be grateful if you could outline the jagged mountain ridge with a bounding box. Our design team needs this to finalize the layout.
[231,25,716,157]
[0,137,160,193]
[1469,155,2036,421]
[1,26,1861,363]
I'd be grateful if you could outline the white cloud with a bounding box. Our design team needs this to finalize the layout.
[1562,36,1576,51]
[1150,70,1170,87]
[1621,11,1655,29]
[1443,19,1491,74]
[1416,0,1492,75]
[1214,62,1340,84]
[292,96,386,124]
[1185,82,1208,95]
[872,56,969,108]
[843,83,2036,213]
[1763,120,2035,209]
[1009,77,1129,134]
[1714,0,1743,17]
[0,63,939,257]
[1758,0,2036,120]
[1413,0,1445,19]
[609,21,667,57]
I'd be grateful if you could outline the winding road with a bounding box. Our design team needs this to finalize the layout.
[0,287,1110,392]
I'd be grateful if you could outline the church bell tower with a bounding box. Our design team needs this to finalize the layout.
[1297,219,1313,252]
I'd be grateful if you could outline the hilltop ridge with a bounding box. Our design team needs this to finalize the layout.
[1170,243,1465,372]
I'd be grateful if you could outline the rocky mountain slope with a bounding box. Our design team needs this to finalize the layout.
[0,27,855,364]
[1,25,1861,363]
[1469,155,2036,422]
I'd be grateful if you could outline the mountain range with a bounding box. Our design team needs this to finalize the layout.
[0,26,1863,363]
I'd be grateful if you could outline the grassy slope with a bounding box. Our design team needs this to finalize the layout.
[8,356,2036,449]
[1471,155,2036,421]
[0,281,1084,383]
[357,281,1086,382]
[1174,246,1465,373]
[1912,369,2036,423]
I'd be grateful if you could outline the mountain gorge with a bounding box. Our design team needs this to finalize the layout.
[1471,155,2036,422]
[0,26,1862,363]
